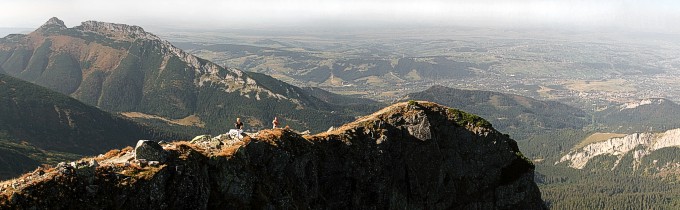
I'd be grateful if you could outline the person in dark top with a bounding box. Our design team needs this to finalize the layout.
[235,118,244,130]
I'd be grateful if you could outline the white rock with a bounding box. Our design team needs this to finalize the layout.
[557,128,680,169]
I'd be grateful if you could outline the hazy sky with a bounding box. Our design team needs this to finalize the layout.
[1,0,680,33]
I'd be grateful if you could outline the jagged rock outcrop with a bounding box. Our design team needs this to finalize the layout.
[0,101,545,209]
[78,20,158,41]
[557,128,680,170]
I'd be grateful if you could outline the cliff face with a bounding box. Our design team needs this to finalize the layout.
[0,102,545,209]
[558,128,680,170]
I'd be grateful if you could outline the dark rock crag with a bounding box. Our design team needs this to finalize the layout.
[0,101,545,209]
[134,140,168,163]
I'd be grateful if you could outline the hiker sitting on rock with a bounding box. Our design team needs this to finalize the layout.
[272,117,279,129]
[235,118,244,130]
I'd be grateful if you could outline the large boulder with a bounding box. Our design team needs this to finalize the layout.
[134,140,167,162]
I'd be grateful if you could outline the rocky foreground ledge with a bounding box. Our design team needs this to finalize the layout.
[0,101,546,209]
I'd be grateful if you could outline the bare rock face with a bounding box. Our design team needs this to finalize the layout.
[78,20,157,40]
[405,108,433,141]
[0,102,545,209]
[557,128,680,169]
[134,140,167,162]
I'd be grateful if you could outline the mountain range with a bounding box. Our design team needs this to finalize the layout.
[0,17,380,135]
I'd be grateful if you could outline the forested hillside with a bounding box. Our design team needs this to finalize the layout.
[522,129,680,209]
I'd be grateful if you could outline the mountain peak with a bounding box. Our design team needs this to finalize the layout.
[38,17,66,30]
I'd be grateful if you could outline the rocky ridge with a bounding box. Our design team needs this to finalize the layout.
[557,128,680,169]
[0,101,545,209]
[77,21,158,41]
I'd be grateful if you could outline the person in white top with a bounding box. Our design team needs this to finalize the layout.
[272,117,279,129]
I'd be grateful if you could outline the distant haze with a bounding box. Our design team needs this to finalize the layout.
[1,0,680,34]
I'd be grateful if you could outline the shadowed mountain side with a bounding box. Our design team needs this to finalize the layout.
[0,73,184,179]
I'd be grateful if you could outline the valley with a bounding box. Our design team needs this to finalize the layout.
[162,27,680,112]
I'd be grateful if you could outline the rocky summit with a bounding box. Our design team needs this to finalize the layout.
[0,101,545,209]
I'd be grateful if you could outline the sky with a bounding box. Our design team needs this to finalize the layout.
[1,0,680,34]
